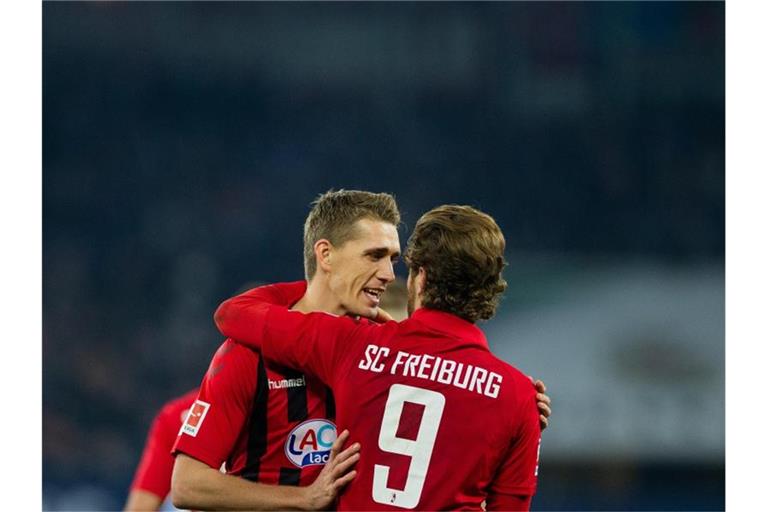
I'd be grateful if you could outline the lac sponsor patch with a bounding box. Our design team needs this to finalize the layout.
[284,419,337,468]
[179,400,210,437]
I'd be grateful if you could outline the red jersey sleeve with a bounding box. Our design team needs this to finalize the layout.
[130,390,197,498]
[172,340,260,469]
[214,281,307,347]
[260,306,364,386]
[129,405,177,498]
[486,387,541,511]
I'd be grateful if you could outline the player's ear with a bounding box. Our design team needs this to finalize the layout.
[314,239,333,274]
[415,267,427,295]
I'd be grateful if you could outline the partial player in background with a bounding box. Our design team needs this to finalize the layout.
[124,388,198,511]
[215,203,547,509]
[125,284,268,511]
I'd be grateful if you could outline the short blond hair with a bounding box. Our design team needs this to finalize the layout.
[303,189,400,279]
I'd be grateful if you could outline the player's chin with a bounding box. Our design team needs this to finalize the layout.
[350,300,379,320]
[366,305,380,320]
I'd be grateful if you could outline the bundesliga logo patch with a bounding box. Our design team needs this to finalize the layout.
[179,400,210,437]
[284,419,337,468]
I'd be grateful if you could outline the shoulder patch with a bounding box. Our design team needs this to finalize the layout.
[179,400,211,437]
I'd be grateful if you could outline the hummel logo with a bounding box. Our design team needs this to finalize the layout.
[268,376,306,390]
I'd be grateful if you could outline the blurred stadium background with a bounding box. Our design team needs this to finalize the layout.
[43,2,723,510]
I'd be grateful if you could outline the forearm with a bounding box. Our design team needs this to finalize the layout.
[171,454,309,511]
[214,297,269,348]
[214,281,307,347]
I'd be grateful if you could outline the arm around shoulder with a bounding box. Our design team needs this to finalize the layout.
[214,281,307,346]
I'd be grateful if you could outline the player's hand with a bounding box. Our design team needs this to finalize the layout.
[530,377,552,430]
[301,429,360,510]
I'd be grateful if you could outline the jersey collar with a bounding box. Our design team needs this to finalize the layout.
[409,308,489,349]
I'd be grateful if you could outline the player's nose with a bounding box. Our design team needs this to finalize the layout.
[377,259,396,283]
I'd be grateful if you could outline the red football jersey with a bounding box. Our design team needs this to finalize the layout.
[171,339,337,486]
[251,303,541,511]
[130,388,199,498]
[172,283,336,487]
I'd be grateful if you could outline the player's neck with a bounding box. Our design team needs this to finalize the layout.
[292,277,346,316]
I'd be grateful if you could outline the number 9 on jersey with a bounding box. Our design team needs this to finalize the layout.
[372,384,446,509]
